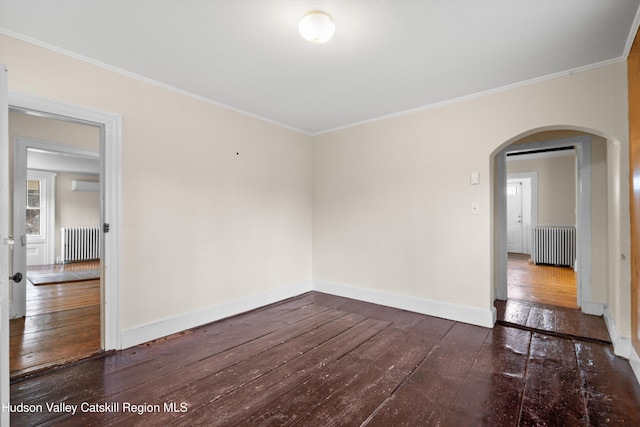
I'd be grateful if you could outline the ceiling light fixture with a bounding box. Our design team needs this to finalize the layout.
[298,11,335,43]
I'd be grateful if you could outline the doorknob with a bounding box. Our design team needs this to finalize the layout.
[9,272,23,283]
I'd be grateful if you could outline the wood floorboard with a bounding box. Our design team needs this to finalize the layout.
[169,317,390,426]
[269,316,455,427]
[508,253,578,309]
[574,341,640,425]
[520,333,587,426]
[495,299,611,344]
[11,298,325,399]
[440,326,531,426]
[365,323,491,426]
[10,262,101,378]
[314,316,457,427]
[10,305,99,337]
[10,292,640,426]
[19,304,357,425]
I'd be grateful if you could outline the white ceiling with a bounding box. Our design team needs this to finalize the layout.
[1,0,639,135]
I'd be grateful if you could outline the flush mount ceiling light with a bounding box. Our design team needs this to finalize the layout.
[298,11,335,43]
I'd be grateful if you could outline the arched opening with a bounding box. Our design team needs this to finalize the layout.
[492,127,620,319]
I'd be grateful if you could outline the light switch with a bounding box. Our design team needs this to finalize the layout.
[470,172,480,185]
[470,202,480,215]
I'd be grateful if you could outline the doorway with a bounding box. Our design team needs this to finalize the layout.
[3,93,121,387]
[505,147,578,309]
[494,132,598,314]
[9,111,103,376]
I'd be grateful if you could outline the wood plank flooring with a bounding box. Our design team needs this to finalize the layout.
[508,252,578,309]
[495,299,611,343]
[9,292,640,426]
[10,261,101,378]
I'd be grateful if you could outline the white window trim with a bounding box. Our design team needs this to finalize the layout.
[26,169,57,264]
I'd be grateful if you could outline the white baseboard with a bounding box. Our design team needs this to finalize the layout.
[121,281,313,349]
[312,280,496,328]
[630,346,640,383]
[603,307,640,385]
[603,307,632,358]
[581,301,605,316]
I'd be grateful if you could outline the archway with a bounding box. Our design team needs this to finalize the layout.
[492,126,620,317]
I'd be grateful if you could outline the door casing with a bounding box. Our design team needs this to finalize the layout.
[8,92,122,351]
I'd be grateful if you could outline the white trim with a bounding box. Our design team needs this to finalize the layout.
[604,308,633,355]
[313,280,496,328]
[581,301,605,316]
[576,140,592,307]
[121,281,313,349]
[26,169,57,265]
[9,91,123,351]
[122,277,499,348]
[630,346,640,385]
[624,8,640,58]
[0,29,628,137]
[314,58,626,136]
[0,64,11,427]
[604,305,640,383]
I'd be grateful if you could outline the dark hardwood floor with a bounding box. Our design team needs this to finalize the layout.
[9,292,640,426]
[10,261,101,378]
[495,299,611,343]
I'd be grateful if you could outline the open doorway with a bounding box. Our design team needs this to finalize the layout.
[505,146,579,309]
[9,110,102,377]
[495,129,611,319]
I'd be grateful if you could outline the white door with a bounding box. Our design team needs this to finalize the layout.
[507,181,524,253]
[1,65,11,425]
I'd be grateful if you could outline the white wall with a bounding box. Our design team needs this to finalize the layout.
[0,34,313,343]
[55,172,100,259]
[0,33,631,348]
[313,62,629,331]
[507,152,576,226]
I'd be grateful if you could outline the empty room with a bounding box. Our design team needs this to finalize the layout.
[1,1,640,425]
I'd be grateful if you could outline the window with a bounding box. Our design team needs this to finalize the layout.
[26,179,41,236]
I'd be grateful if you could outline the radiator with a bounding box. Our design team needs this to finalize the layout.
[61,227,101,263]
[531,226,576,268]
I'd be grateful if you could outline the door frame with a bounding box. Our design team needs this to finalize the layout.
[9,92,122,351]
[507,173,538,255]
[495,135,593,312]
[506,180,524,253]
[1,65,10,426]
